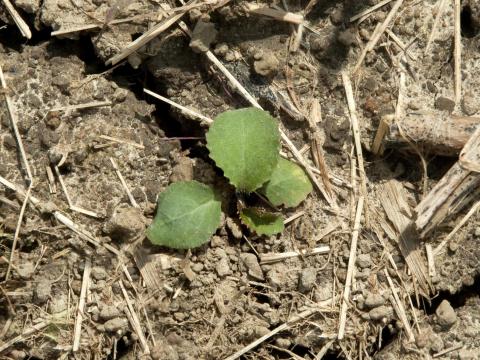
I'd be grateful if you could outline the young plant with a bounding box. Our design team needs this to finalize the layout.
[147,108,312,249]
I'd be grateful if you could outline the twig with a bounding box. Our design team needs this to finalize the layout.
[372,116,391,155]
[54,165,73,207]
[385,29,416,61]
[51,16,139,36]
[224,308,318,360]
[284,211,305,224]
[110,158,139,208]
[434,199,480,255]
[0,196,20,210]
[353,0,404,74]
[0,321,49,353]
[54,165,101,218]
[106,2,193,66]
[338,196,364,340]
[425,0,447,54]
[1,0,31,39]
[342,73,368,221]
[315,339,335,359]
[46,165,56,194]
[99,135,145,149]
[259,245,330,265]
[144,88,213,124]
[246,3,304,24]
[48,100,112,113]
[349,0,393,22]
[4,185,31,281]
[308,100,333,197]
[73,258,91,352]
[119,280,150,354]
[0,65,33,182]
[384,268,415,342]
[454,0,461,105]
[425,244,436,277]
[433,344,464,358]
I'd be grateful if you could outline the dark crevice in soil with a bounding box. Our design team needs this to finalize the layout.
[370,321,397,356]
[417,274,480,315]
[461,4,480,38]
[106,332,133,360]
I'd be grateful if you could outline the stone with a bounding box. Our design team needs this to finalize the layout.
[240,253,264,280]
[104,317,128,332]
[226,217,242,239]
[253,53,279,77]
[298,267,317,293]
[34,279,52,304]
[369,305,392,321]
[330,8,344,24]
[189,21,218,53]
[99,305,121,320]
[215,258,231,277]
[49,295,67,314]
[356,253,372,268]
[103,207,146,242]
[434,96,455,112]
[91,266,108,281]
[170,157,194,183]
[337,29,357,47]
[275,338,291,348]
[364,292,385,308]
[462,92,478,115]
[266,267,288,290]
[458,349,476,360]
[435,300,457,329]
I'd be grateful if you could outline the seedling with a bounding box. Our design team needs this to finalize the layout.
[147,107,312,249]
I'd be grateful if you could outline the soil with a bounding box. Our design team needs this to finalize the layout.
[1,1,480,359]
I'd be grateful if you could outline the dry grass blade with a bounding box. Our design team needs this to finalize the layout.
[48,100,112,113]
[434,199,480,255]
[308,100,333,197]
[0,321,49,353]
[73,258,92,352]
[4,185,31,281]
[349,0,393,22]
[246,3,304,24]
[338,196,364,340]
[224,308,319,360]
[342,72,368,220]
[1,0,31,38]
[144,88,213,124]
[384,269,415,342]
[110,158,139,208]
[259,245,330,265]
[425,0,447,53]
[352,0,404,73]
[119,280,150,354]
[454,0,462,105]
[379,180,431,294]
[106,1,194,66]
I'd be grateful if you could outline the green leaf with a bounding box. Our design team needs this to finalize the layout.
[240,208,284,236]
[261,158,312,207]
[146,181,222,249]
[206,107,280,192]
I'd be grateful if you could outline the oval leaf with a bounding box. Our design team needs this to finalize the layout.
[206,108,280,192]
[146,181,221,249]
[262,158,312,207]
[240,208,284,236]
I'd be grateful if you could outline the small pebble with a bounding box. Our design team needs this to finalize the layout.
[434,96,455,112]
[435,300,457,329]
[104,317,128,332]
[298,267,316,293]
